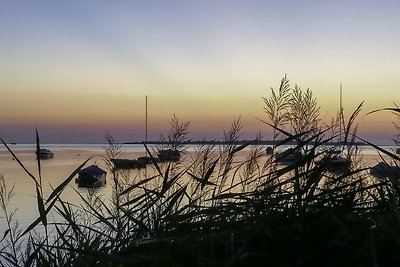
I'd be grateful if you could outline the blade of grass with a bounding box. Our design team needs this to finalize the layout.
[355,136,400,161]
[35,128,42,186]
[72,187,117,231]
[20,197,58,237]
[201,158,219,190]
[1,229,10,243]
[120,207,149,230]
[231,140,254,155]
[187,172,217,187]
[55,199,84,236]
[46,157,92,204]
[367,107,400,116]
[119,174,158,196]
[0,138,39,186]
[36,184,47,227]
[161,185,187,217]
[142,141,163,177]
[343,102,364,145]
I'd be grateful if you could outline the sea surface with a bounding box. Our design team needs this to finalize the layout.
[0,143,397,235]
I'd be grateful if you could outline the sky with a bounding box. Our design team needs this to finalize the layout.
[1,0,399,144]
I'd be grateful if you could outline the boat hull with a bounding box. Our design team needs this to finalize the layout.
[76,165,107,188]
[111,159,146,169]
[36,149,54,159]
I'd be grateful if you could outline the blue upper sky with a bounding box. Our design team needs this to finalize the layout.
[1,0,399,144]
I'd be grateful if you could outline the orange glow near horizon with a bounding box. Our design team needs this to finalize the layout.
[1,2,399,144]
[1,82,398,144]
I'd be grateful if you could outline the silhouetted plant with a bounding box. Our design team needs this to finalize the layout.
[157,114,190,152]
[392,103,400,148]
[288,85,321,142]
[0,174,24,265]
[263,75,291,141]
[104,131,124,171]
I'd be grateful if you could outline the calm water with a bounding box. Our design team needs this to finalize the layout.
[0,144,142,232]
[0,143,396,234]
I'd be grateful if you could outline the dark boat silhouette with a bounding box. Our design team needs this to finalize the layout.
[110,158,147,169]
[76,165,107,187]
[36,148,54,159]
[158,149,181,162]
[370,162,400,180]
[274,148,302,165]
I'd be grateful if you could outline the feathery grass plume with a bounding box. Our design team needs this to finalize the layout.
[215,117,244,196]
[103,132,128,240]
[156,114,190,153]
[238,140,265,193]
[104,131,124,171]
[168,114,190,151]
[263,75,291,141]
[0,174,24,265]
[186,141,218,201]
[288,85,321,144]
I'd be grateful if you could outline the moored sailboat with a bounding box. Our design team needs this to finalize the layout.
[321,83,351,172]
[36,148,54,159]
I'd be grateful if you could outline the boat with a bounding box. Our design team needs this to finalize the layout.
[323,154,351,172]
[274,148,303,165]
[158,149,181,162]
[76,165,107,187]
[137,156,156,164]
[110,96,157,169]
[370,162,400,180]
[110,158,146,169]
[323,83,351,172]
[36,148,54,159]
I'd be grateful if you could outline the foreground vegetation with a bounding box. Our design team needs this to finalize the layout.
[1,77,400,266]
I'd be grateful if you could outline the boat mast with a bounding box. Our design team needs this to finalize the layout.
[339,83,343,146]
[144,95,149,178]
[145,95,148,145]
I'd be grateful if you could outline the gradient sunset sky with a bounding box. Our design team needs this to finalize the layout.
[1,0,399,144]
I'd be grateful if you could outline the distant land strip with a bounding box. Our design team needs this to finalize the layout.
[125,140,367,146]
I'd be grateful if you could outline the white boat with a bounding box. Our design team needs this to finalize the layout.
[36,148,54,159]
[76,165,107,188]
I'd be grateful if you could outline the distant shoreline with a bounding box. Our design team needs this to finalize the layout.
[125,140,368,146]
[6,140,386,146]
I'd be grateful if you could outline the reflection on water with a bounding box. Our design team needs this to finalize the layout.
[0,143,396,233]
